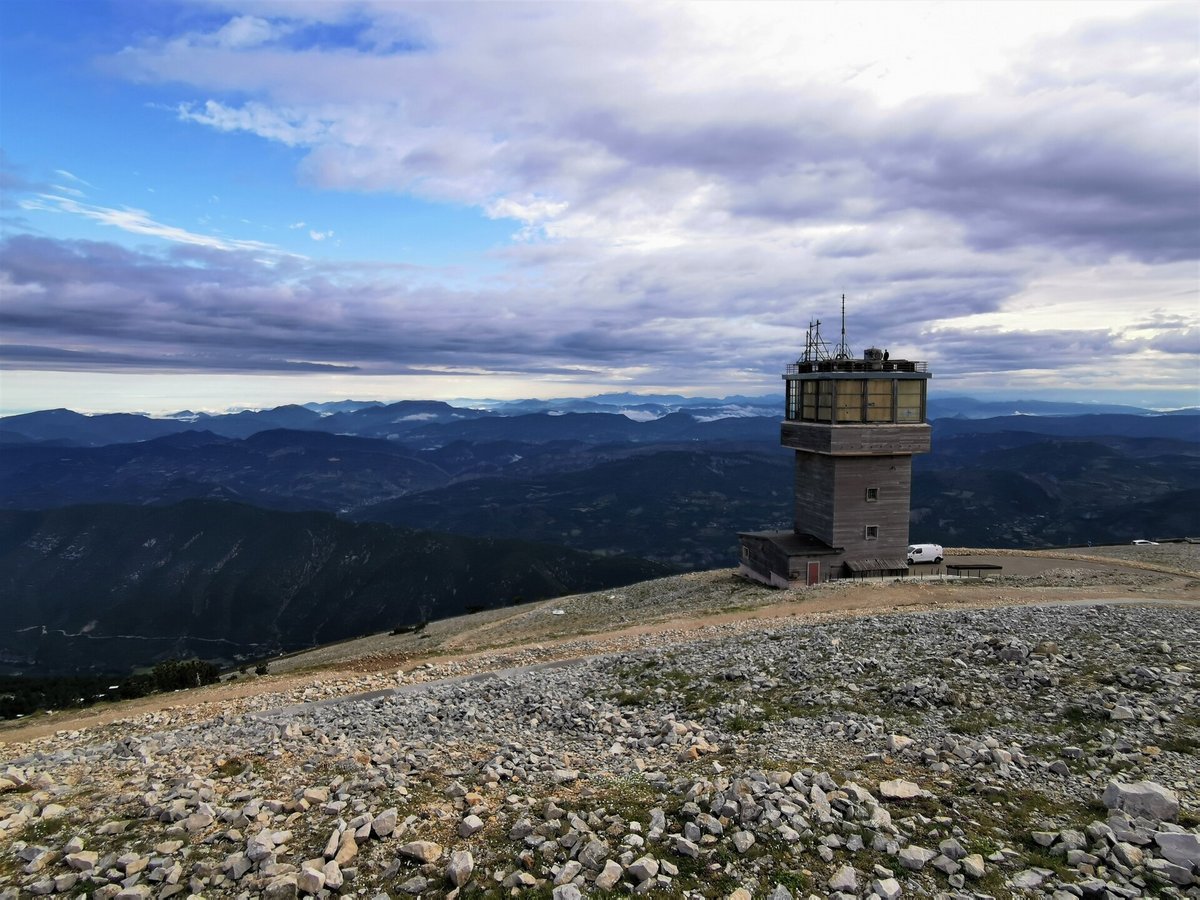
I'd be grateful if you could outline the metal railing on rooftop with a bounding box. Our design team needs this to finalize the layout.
[785,359,927,375]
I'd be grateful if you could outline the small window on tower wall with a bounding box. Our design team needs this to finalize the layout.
[865,487,879,502]
[865,525,879,540]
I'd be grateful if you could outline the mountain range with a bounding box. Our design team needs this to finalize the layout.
[3,394,1194,447]
[1,394,1196,678]
[0,500,668,677]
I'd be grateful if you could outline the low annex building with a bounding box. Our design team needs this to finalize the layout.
[739,312,932,586]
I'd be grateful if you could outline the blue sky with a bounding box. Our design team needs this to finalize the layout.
[1,1,1197,414]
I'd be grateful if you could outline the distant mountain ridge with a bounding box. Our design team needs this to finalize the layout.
[0,500,669,677]
[926,396,1178,418]
[4,394,1186,447]
[2,413,1197,555]
[1,397,1197,681]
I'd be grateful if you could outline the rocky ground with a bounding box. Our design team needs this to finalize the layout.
[1,547,1197,899]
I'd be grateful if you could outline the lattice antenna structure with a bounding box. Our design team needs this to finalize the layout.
[801,318,833,363]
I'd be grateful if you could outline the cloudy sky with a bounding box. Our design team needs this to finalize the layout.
[1,1,1197,414]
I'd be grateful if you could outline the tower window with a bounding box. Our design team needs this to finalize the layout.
[865,487,879,502]
[865,525,879,540]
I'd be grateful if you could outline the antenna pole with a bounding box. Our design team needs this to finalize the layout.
[840,294,846,358]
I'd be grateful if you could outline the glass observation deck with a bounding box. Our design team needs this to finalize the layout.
[783,355,930,425]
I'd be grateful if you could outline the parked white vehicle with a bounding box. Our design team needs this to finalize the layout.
[907,543,944,564]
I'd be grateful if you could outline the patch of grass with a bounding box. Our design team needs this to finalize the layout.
[612,685,655,706]
[970,863,1011,896]
[20,815,71,842]
[215,756,251,778]
[950,709,1002,735]
[1157,734,1199,755]
[725,713,761,733]
[584,773,662,825]
[1023,847,1074,881]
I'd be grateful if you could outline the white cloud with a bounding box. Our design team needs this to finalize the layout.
[177,100,329,147]
[53,169,91,186]
[213,15,283,50]
[17,0,1193,399]
[19,193,294,255]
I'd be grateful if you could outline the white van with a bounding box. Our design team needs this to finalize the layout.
[907,543,944,565]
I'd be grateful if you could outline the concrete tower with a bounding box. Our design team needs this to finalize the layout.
[739,310,932,586]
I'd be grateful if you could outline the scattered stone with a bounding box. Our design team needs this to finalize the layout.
[732,831,755,853]
[446,849,474,887]
[961,854,986,879]
[1155,831,1200,870]
[899,845,936,871]
[1102,780,1180,822]
[879,779,921,800]
[595,859,623,890]
[399,840,443,864]
[828,864,857,892]
[371,807,399,838]
[1,599,1196,900]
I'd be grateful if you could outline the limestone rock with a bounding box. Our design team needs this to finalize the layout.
[879,779,921,800]
[446,849,474,887]
[595,859,623,890]
[898,845,936,871]
[399,840,443,864]
[371,807,398,838]
[1102,781,1179,822]
[629,855,659,882]
[828,864,857,892]
[1155,832,1200,870]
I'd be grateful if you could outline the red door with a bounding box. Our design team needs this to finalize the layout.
[807,561,820,585]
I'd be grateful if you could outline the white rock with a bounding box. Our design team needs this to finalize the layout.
[879,779,921,800]
[446,849,474,887]
[399,840,443,863]
[458,814,484,837]
[371,807,398,838]
[595,859,623,890]
[828,864,857,892]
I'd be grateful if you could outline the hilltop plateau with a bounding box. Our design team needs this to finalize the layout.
[1,545,1197,899]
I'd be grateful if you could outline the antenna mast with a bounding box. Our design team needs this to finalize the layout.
[835,294,853,360]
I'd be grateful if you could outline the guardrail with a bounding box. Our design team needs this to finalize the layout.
[785,360,928,374]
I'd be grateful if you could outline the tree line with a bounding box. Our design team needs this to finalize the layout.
[0,658,222,720]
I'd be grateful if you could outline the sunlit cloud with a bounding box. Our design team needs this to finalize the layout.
[18,194,298,256]
[52,168,91,186]
[1,1,1194,409]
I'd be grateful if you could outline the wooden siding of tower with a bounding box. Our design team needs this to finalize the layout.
[781,421,932,455]
[793,453,837,541]
[827,455,913,561]
[793,453,914,559]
